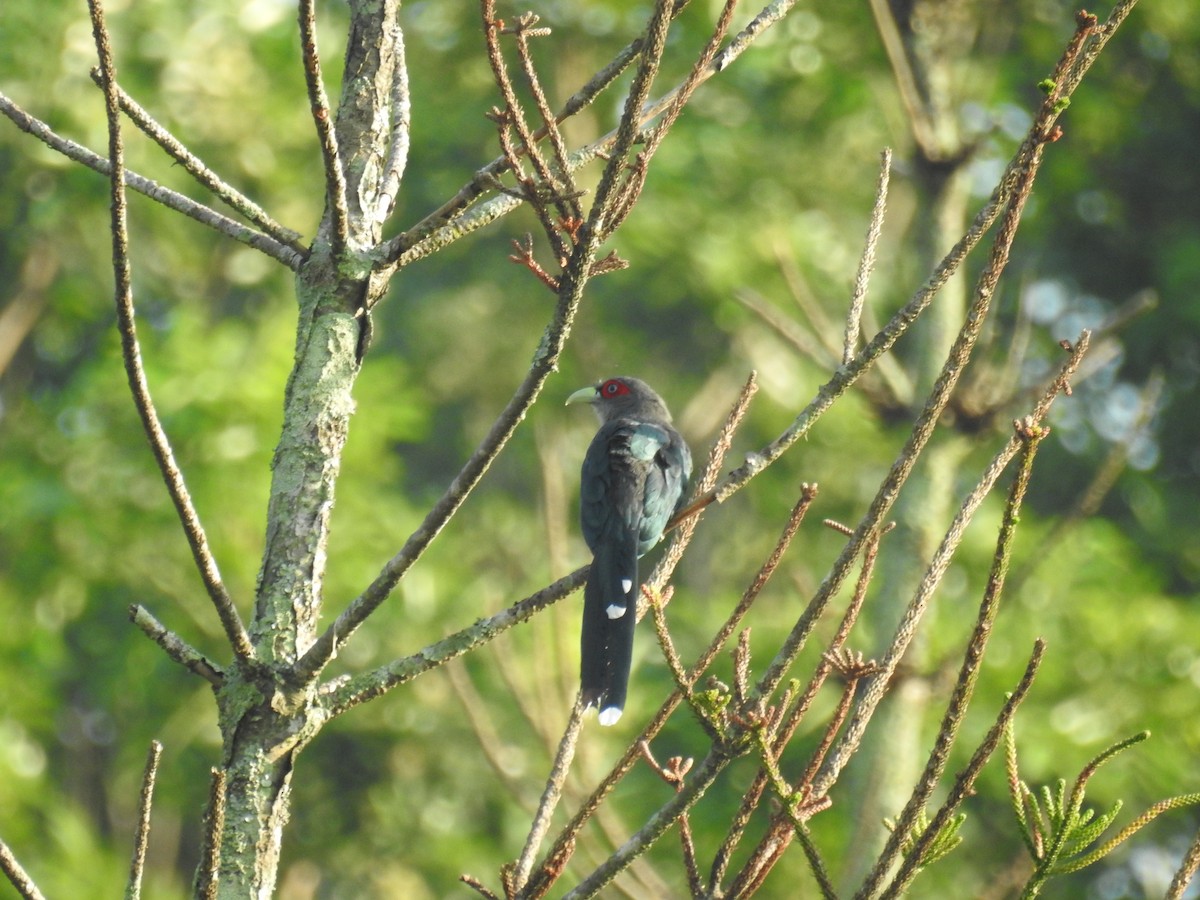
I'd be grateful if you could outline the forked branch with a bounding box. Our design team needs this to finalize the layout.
[86,68,306,253]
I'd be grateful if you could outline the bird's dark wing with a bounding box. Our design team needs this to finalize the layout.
[639,426,692,555]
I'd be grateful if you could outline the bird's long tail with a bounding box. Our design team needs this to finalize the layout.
[580,534,639,726]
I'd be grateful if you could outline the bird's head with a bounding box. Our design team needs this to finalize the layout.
[566,377,673,424]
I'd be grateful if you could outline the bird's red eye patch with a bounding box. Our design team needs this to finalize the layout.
[601,379,630,398]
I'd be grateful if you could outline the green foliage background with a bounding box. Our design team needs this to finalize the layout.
[1,0,1198,897]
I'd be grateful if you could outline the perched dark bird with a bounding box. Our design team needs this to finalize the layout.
[566,377,692,726]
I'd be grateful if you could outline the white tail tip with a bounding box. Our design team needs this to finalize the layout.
[598,706,623,726]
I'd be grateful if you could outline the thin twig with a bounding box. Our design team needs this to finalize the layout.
[196,768,227,900]
[87,68,306,252]
[511,19,581,222]
[125,740,163,900]
[662,371,759,537]
[88,0,253,662]
[862,418,1049,899]
[793,827,840,900]
[298,0,350,253]
[129,605,224,686]
[649,587,717,736]
[482,3,575,262]
[0,92,303,269]
[845,149,891,364]
[0,839,47,900]
[639,744,704,896]
[1060,2,1140,98]
[512,697,587,893]
[739,714,841,898]
[462,873,504,900]
[646,0,740,159]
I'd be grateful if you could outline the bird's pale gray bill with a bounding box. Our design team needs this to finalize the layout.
[565,386,599,406]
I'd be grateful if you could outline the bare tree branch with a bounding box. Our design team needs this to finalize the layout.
[0,840,45,900]
[720,527,887,895]
[87,69,307,253]
[563,748,732,900]
[129,604,225,686]
[88,0,254,662]
[482,4,580,264]
[602,0,741,238]
[586,0,674,236]
[0,92,304,269]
